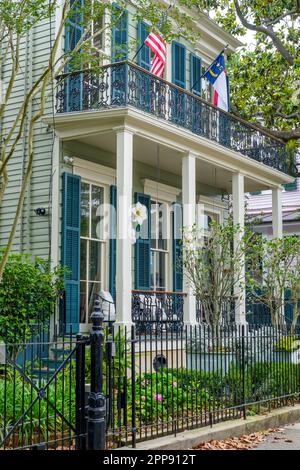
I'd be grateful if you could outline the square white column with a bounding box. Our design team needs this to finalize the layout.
[50,136,61,270]
[232,173,247,325]
[115,129,134,327]
[272,187,284,322]
[182,153,197,326]
[272,187,283,238]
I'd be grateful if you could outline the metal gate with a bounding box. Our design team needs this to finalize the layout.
[0,327,88,450]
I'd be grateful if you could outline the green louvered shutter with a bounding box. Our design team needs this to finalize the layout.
[61,172,81,333]
[64,0,84,111]
[137,21,150,70]
[190,53,201,96]
[111,6,128,104]
[172,42,186,88]
[172,202,183,292]
[171,42,186,126]
[109,185,117,299]
[137,21,151,112]
[135,193,151,290]
[190,53,202,133]
[111,5,128,62]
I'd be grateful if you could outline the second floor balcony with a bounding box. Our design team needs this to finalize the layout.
[56,61,289,175]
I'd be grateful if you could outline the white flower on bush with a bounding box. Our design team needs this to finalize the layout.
[183,231,194,249]
[131,202,147,227]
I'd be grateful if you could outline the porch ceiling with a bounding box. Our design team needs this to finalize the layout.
[46,108,292,193]
[74,131,272,194]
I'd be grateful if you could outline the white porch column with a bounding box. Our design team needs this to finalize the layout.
[232,173,247,325]
[182,153,197,326]
[272,187,283,238]
[50,136,61,270]
[115,129,134,327]
[272,187,284,322]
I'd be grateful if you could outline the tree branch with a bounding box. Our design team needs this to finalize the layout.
[233,0,295,65]
[265,7,299,27]
[275,112,300,120]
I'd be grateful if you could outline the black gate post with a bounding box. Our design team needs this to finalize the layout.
[87,299,106,450]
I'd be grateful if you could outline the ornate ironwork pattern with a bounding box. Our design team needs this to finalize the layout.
[56,61,288,174]
[131,290,184,335]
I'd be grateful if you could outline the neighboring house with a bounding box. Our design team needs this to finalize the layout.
[0,0,293,334]
[247,155,300,238]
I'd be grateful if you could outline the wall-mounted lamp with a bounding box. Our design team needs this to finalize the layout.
[34,207,47,216]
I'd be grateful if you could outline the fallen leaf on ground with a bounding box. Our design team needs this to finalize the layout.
[193,429,277,451]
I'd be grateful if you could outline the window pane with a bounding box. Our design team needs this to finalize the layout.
[151,251,166,290]
[150,250,155,288]
[80,239,87,280]
[93,16,104,50]
[151,201,157,249]
[80,281,87,323]
[80,182,90,237]
[158,204,167,250]
[87,282,101,321]
[91,185,104,239]
[89,240,102,282]
[157,251,166,290]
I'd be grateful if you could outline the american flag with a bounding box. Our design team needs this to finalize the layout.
[144,31,166,78]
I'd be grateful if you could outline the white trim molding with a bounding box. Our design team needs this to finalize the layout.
[72,157,116,186]
[143,179,181,203]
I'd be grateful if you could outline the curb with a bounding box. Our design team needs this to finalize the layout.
[118,404,300,450]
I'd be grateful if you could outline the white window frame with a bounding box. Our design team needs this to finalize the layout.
[72,158,116,329]
[150,199,170,291]
[197,195,227,238]
[143,179,181,292]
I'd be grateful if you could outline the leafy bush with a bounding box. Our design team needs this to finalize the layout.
[274,336,300,352]
[0,364,75,448]
[127,369,210,424]
[0,253,65,350]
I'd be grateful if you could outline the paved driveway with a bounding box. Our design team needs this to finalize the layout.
[253,423,300,450]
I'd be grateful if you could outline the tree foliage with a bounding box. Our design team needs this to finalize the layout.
[0,0,195,278]
[193,0,300,145]
[182,220,251,327]
[0,253,65,351]
[247,235,300,329]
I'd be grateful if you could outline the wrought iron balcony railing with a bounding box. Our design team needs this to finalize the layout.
[132,290,185,335]
[56,61,288,174]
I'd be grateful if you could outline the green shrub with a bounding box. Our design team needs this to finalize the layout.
[0,253,65,351]
[127,369,210,424]
[0,364,75,448]
[274,336,300,352]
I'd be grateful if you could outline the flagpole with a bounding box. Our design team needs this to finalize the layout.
[131,4,173,64]
[191,43,229,92]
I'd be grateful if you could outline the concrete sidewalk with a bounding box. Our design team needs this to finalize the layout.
[253,423,300,450]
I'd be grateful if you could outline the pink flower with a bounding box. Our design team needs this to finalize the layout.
[173,382,177,387]
[154,394,163,402]
[141,396,146,401]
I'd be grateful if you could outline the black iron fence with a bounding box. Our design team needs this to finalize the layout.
[0,323,87,450]
[56,61,288,174]
[1,302,300,450]
[104,322,300,449]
